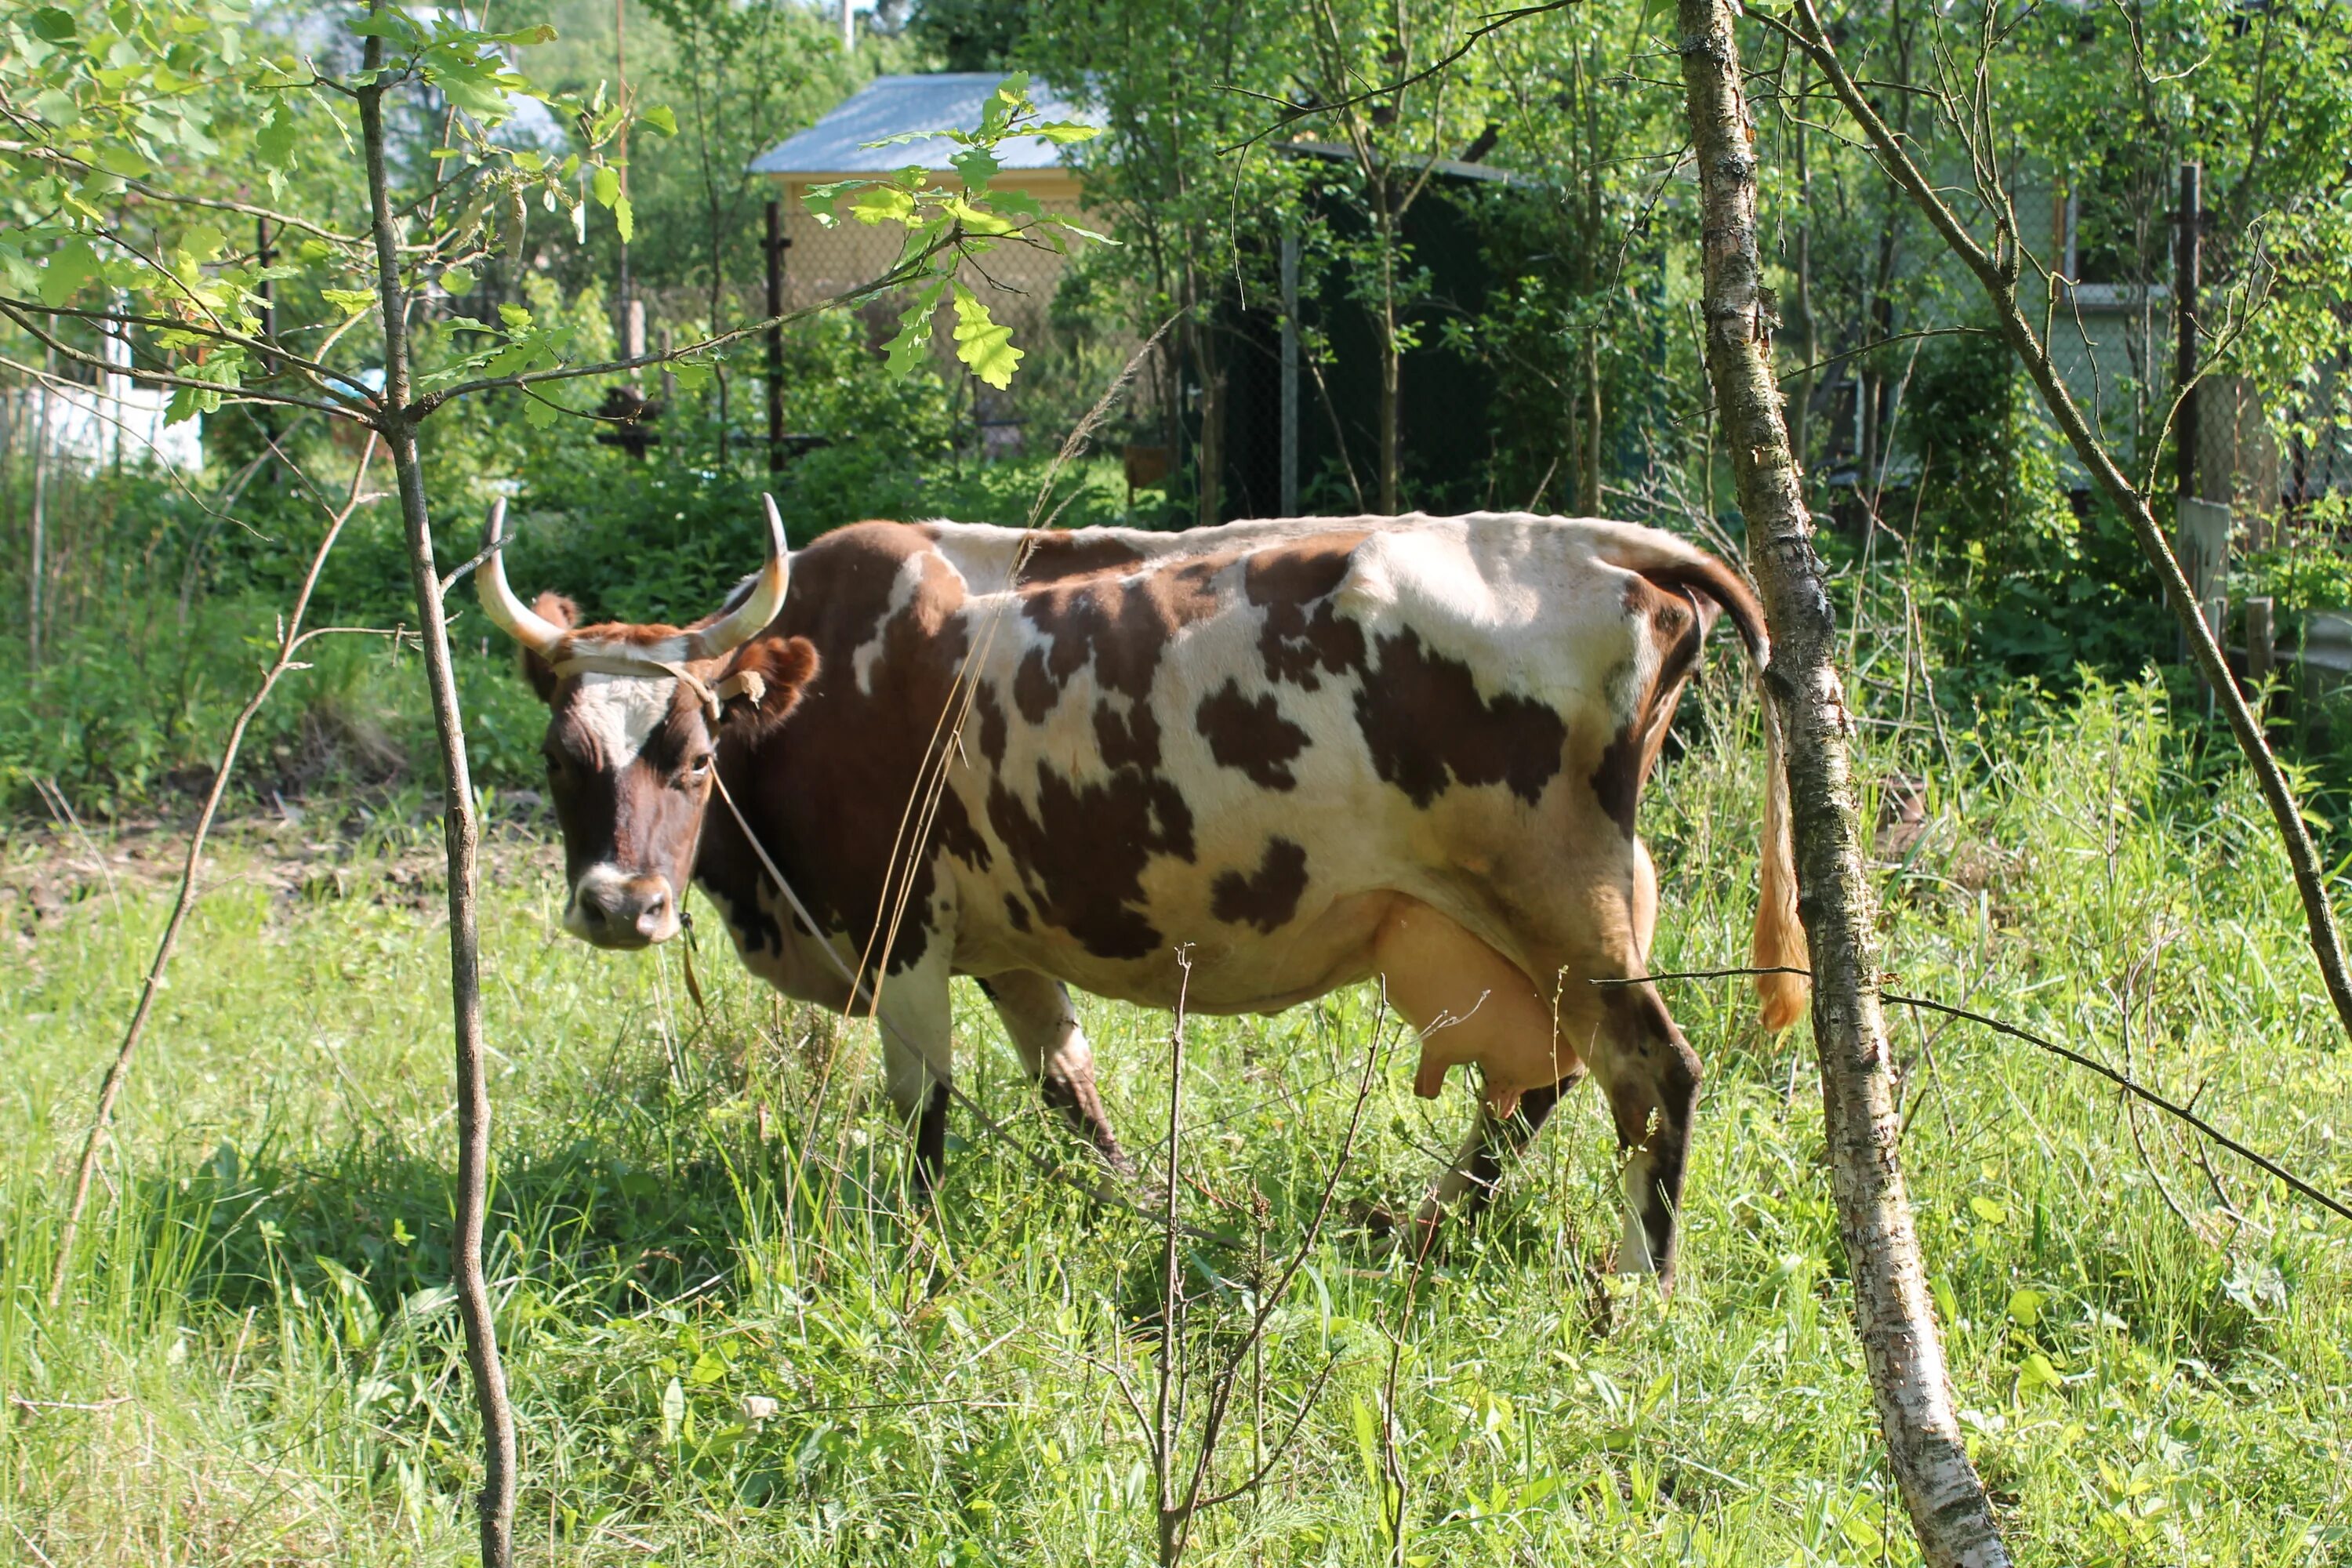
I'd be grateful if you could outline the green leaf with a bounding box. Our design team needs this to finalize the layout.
[944,197,1014,237]
[96,144,149,178]
[522,391,560,429]
[256,103,298,167]
[659,1375,685,1444]
[34,89,80,129]
[31,6,78,42]
[180,223,227,261]
[440,265,475,296]
[880,281,944,379]
[951,283,1022,390]
[2006,1288,2046,1327]
[487,23,556,44]
[1031,120,1101,144]
[1838,1510,1886,1559]
[1350,1393,1381,1491]
[497,302,532,328]
[322,288,377,316]
[641,103,677,136]
[848,185,914,225]
[38,237,100,308]
[2016,1352,2063,1393]
[1968,1195,2008,1225]
[430,61,515,122]
[348,8,420,40]
[613,195,633,244]
[670,358,712,391]
[590,164,620,209]
[950,143,999,187]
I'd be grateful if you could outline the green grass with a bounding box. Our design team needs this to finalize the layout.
[4,670,2349,1566]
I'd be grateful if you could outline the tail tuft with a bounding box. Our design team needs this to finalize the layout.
[1752,702,1810,1032]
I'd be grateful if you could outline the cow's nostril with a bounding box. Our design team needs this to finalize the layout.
[635,889,672,936]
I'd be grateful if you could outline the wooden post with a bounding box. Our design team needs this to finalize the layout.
[2175,162,2212,677]
[2174,162,2201,506]
[2246,595,2275,702]
[1279,231,1299,515]
[766,198,786,474]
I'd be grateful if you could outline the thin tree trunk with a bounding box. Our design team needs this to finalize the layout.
[358,34,517,1568]
[1377,203,1402,514]
[1192,313,1226,527]
[1790,64,1817,477]
[28,340,51,670]
[48,437,378,1306]
[1769,0,2352,1047]
[1580,326,1604,514]
[1673,4,2013,1564]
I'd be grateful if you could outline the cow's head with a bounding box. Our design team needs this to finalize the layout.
[478,496,818,949]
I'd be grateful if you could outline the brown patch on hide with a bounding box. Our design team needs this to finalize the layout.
[1210,837,1309,933]
[1353,629,1566,808]
[1013,532,1147,583]
[1094,700,1163,772]
[1017,551,1239,706]
[985,764,1196,962]
[973,680,1009,768]
[1195,680,1308,790]
[1013,648,1058,724]
[1245,532,1370,691]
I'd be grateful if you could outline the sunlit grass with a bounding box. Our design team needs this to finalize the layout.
[3,670,2348,1564]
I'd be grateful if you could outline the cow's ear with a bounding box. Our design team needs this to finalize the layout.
[722,635,820,739]
[521,592,576,702]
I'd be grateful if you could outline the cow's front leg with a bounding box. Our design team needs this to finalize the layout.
[876,946,956,1196]
[975,970,1133,1175]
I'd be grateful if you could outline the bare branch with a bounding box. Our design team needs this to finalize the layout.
[49,434,381,1305]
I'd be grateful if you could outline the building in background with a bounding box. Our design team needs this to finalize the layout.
[751,73,1110,459]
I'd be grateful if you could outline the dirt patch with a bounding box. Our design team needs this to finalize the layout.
[1,797,561,949]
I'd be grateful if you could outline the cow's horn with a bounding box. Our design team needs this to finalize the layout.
[477,497,566,657]
[684,494,790,659]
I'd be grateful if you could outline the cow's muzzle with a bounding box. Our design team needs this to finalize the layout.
[566,866,681,949]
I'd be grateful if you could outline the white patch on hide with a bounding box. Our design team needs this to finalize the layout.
[852,554,932,695]
[572,672,677,767]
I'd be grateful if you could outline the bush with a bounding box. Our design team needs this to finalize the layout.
[1896,328,2173,688]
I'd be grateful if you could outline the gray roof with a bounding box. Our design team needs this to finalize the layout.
[750,74,1104,177]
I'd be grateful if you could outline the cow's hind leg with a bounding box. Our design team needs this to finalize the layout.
[1581,978,1703,1286]
[975,971,1134,1174]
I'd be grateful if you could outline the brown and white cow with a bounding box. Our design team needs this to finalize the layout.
[481,501,1807,1283]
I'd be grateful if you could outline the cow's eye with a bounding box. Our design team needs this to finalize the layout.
[679,752,713,786]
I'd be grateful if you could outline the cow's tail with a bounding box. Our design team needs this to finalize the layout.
[1752,696,1808,1031]
[1610,532,1809,1033]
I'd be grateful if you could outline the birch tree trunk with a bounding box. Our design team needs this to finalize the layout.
[1673,3,2011,1563]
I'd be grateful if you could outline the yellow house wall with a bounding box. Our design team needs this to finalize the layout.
[770,170,1096,343]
